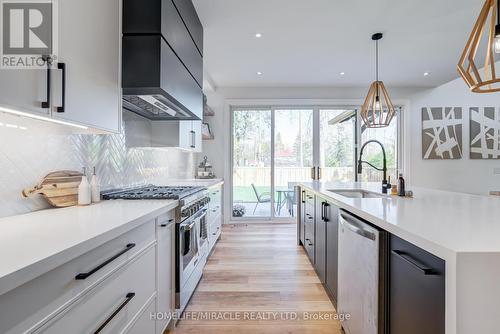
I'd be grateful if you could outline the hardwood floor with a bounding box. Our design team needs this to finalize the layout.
[171,222,342,334]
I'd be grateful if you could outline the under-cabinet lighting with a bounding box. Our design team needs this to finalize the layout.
[255,33,262,38]
[0,106,88,129]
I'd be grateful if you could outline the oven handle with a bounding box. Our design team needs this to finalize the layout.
[181,220,196,231]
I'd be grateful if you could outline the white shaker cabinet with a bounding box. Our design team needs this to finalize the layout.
[51,0,121,133]
[0,0,121,133]
[156,213,175,334]
[151,120,202,152]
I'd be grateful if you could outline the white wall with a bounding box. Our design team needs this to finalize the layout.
[408,77,500,195]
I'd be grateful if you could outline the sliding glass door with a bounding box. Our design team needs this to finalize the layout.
[232,109,272,218]
[230,106,401,220]
[274,109,314,218]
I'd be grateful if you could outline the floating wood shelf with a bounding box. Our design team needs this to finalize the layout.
[203,105,215,116]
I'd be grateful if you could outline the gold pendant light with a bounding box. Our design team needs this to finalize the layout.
[361,33,396,128]
[458,0,500,93]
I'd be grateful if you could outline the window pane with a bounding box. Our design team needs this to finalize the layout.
[320,109,356,182]
[360,113,398,183]
[232,109,272,218]
[274,109,313,218]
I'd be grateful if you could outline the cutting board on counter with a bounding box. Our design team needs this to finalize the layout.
[22,170,83,207]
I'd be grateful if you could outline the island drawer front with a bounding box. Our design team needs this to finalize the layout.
[0,221,156,334]
[38,245,156,334]
[389,235,445,334]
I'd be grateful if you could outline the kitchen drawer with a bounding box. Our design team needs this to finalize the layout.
[38,245,156,334]
[126,297,156,334]
[209,186,222,209]
[208,216,222,249]
[0,221,155,334]
[157,210,176,225]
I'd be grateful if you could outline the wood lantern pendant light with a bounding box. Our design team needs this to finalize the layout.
[458,0,500,93]
[361,33,396,128]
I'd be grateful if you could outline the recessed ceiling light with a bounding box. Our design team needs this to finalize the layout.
[255,33,262,38]
[257,71,263,76]
[424,72,430,76]
[340,72,345,76]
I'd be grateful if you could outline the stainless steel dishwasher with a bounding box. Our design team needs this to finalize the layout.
[338,210,388,334]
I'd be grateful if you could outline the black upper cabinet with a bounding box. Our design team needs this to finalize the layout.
[172,0,204,55]
[123,0,203,87]
[389,235,445,334]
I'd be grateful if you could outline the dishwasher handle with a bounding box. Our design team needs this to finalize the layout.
[339,212,376,241]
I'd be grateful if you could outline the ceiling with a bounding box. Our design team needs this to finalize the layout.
[193,0,484,88]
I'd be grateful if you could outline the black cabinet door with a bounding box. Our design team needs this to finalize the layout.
[325,201,339,307]
[314,198,326,284]
[299,189,306,245]
[389,235,445,334]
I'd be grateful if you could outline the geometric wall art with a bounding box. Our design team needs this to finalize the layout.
[470,107,500,159]
[422,107,463,159]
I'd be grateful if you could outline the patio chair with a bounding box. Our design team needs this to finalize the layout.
[251,184,271,215]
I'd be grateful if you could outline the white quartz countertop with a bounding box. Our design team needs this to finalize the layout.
[300,181,500,259]
[0,199,178,296]
[152,178,224,188]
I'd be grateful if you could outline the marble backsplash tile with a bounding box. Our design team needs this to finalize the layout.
[0,113,197,218]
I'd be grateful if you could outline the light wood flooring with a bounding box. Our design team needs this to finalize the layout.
[171,222,342,334]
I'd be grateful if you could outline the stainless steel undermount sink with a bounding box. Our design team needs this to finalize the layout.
[328,189,388,199]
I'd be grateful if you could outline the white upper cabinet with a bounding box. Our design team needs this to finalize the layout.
[0,0,121,133]
[51,0,121,133]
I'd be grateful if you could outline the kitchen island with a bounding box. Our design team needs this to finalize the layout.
[299,181,500,334]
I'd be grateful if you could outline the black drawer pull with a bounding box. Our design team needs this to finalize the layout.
[75,243,136,280]
[305,238,313,246]
[392,250,436,275]
[93,292,135,333]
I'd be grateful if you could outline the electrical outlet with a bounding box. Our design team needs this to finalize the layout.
[494,167,500,175]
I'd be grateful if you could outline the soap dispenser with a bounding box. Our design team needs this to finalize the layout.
[78,167,91,206]
[90,167,100,203]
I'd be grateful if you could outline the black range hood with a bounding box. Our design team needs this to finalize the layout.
[122,0,203,121]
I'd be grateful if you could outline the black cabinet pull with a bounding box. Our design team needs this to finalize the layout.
[75,243,136,280]
[160,224,167,227]
[93,292,135,334]
[56,63,66,113]
[41,55,52,109]
[301,190,306,203]
[321,202,325,221]
[391,250,436,275]
[190,130,196,148]
[323,202,329,222]
[305,238,313,246]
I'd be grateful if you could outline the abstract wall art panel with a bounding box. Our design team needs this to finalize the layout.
[422,107,463,160]
[470,107,500,159]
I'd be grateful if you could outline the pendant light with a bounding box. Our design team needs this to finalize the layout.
[458,0,500,93]
[361,33,396,128]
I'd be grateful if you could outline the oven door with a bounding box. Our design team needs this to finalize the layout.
[179,218,200,287]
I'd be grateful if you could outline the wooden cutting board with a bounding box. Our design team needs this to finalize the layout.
[22,170,84,207]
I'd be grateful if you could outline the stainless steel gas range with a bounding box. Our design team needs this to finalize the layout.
[102,185,210,313]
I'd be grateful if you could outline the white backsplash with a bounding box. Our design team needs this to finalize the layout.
[0,112,197,218]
